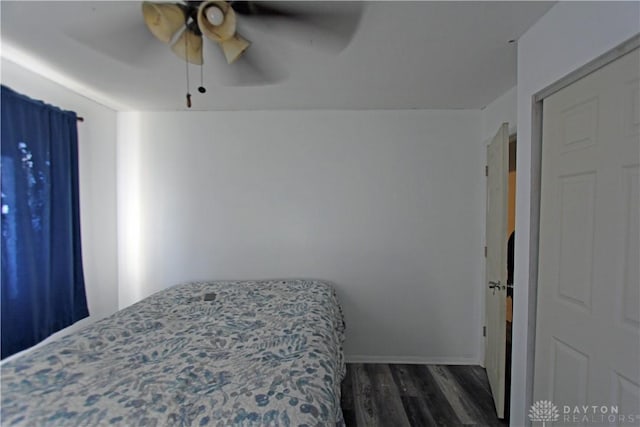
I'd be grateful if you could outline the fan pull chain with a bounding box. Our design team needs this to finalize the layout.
[185,28,192,108]
[198,65,206,93]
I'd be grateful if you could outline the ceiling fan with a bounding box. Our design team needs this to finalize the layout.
[139,1,363,107]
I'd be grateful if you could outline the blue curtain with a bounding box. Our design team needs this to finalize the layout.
[1,85,89,359]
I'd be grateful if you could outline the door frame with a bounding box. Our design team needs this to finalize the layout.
[521,33,640,423]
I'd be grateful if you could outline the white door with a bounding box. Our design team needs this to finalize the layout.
[485,123,509,418]
[534,48,640,422]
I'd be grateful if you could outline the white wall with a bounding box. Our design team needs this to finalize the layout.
[1,59,119,341]
[512,2,640,425]
[482,86,516,142]
[117,109,485,362]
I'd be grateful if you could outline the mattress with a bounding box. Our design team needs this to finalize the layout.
[0,279,346,426]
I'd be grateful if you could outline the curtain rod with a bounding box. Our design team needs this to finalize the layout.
[77,116,84,122]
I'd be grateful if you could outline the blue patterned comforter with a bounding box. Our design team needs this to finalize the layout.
[1,279,346,426]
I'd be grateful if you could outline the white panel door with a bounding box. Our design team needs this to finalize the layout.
[534,48,640,424]
[485,123,509,418]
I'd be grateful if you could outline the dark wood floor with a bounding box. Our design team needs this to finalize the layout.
[341,364,507,427]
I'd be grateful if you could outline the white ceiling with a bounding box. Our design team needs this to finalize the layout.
[1,1,553,111]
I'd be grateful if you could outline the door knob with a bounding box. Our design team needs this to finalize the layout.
[488,280,504,295]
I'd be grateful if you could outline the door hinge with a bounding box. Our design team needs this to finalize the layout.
[485,165,488,176]
[484,246,487,257]
[483,326,486,337]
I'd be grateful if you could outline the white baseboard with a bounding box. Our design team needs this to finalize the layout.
[345,355,481,365]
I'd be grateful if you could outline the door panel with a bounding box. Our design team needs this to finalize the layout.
[534,49,640,421]
[485,123,508,418]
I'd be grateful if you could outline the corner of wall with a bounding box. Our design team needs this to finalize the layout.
[116,112,144,310]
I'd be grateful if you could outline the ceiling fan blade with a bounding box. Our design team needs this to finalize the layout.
[219,33,251,64]
[198,1,237,42]
[231,1,305,18]
[142,2,186,43]
[231,1,364,53]
[230,52,286,86]
[171,29,203,65]
[207,42,287,87]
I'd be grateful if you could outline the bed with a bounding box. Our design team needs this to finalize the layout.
[0,279,346,426]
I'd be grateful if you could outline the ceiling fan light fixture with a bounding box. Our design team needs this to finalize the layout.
[220,33,250,64]
[171,28,203,65]
[205,6,225,26]
[142,1,186,44]
[197,1,236,42]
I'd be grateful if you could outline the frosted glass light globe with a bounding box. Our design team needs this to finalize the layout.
[205,6,224,26]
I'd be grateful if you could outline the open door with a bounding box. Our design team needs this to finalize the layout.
[485,123,509,418]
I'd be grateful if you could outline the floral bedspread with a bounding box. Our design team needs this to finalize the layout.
[1,279,346,426]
